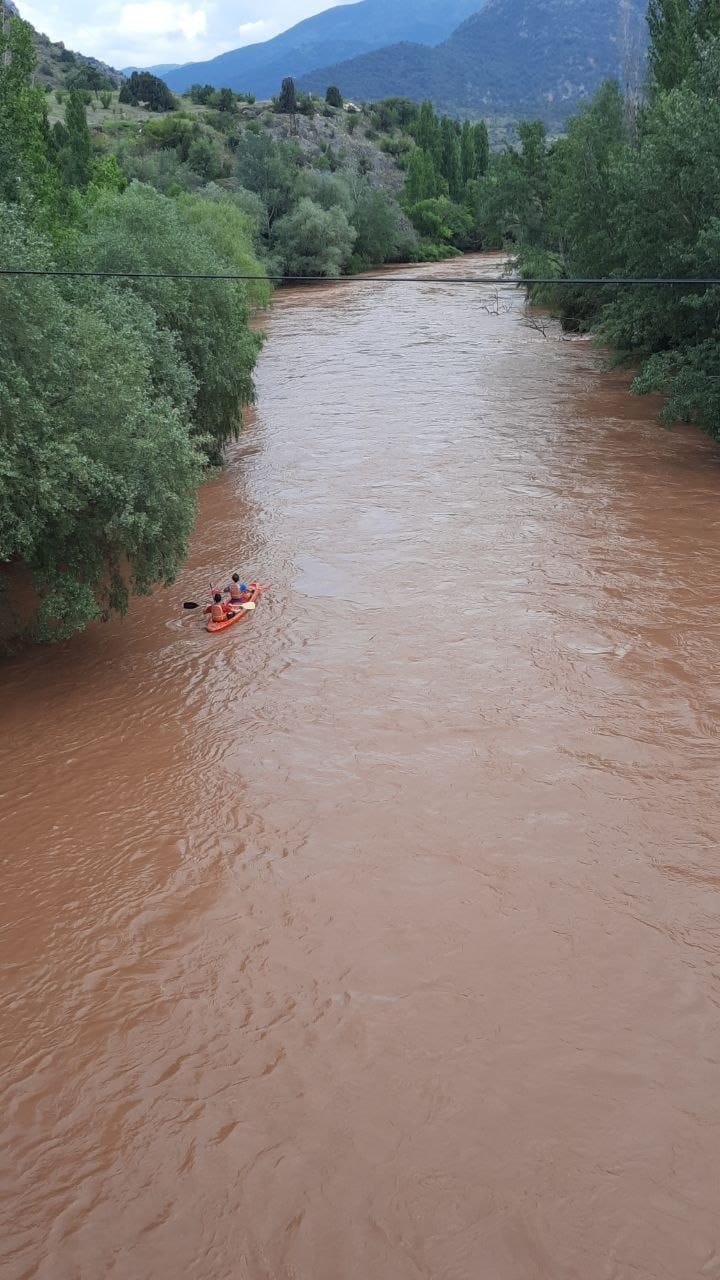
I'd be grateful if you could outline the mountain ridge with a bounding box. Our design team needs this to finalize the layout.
[122,63,182,77]
[161,0,483,97]
[298,0,648,121]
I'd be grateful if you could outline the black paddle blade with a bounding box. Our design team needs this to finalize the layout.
[183,601,201,610]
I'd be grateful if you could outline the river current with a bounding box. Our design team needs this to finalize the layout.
[2,256,720,1279]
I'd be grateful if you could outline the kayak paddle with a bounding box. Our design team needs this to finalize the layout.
[184,579,268,611]
[183,600,256,612]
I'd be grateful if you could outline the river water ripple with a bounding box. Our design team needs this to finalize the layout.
[2,255,720,1280]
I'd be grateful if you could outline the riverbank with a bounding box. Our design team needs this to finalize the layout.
[0,246,704,655]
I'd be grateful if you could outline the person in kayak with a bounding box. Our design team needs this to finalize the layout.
[206,593,234,623]
[226,574,251,605]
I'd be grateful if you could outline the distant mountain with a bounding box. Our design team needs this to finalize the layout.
[122,63,182,77]
[162,0,483,97]
[298,0,648,121]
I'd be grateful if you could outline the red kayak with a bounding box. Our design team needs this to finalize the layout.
[206,582,264,633]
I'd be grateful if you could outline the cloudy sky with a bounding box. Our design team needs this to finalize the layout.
[17,0,350,69]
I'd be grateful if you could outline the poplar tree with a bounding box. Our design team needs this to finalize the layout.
[460,120,476,187]
[405,146,439,203]
[0,15,58,208]
[415,100,440,163]
[62,89,92,189]
[472,121,490,177]
[694,0,720,39]
[440,116,462,200]
[647,0,695,92]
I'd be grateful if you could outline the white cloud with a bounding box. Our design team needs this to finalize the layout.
[118,2,207,41]
[14,0,349,68]
[237,20,268,45]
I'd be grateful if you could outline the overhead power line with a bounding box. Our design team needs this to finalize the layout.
[0,269,720,286]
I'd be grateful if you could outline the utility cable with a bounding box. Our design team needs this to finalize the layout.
[1,269,719,286]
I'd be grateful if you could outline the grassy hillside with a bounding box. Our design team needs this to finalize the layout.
[70,91,407,196]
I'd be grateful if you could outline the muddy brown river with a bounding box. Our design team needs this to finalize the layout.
[2,256,720,1280]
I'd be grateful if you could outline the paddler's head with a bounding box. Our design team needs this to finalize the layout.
[214,593,223,603]
[232,573,240,583]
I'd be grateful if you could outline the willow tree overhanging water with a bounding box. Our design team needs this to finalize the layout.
[0,14,268,641]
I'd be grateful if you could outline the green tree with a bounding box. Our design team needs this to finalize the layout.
[472,121,490,177]
[70,183,266,459]
[405,196,472,245]
[189,84,215,104]
[215,87,236,112]
[326,85,343,108]
[120,71,176,112]
[297,92,316,117]
[0,204,203,637]
[235,131,298,232]
[0,15,59,211]
[370,98,418,131]
[118,147,193,194]
[694,0,720,38]
[440,116,462,200]
[176,190,271,309]
[296,169,352,212]
[141,113,198,159]
[271,196,356,276]
[277,76,297,114]
[87,154,127,199]
[647,0,695,92]
[350,186,404,266]
[601,46,720,434]
[473,153,532,247]
[404,146,439,203]
[502,38,720,441]
[187,134,228,181]
[514,120,550,244]
[460,120,475,186]
[415,100,439,157]
[535,80,628,328]
[62,89,93,189]
[66,65,110,93]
